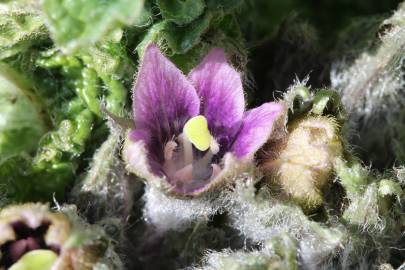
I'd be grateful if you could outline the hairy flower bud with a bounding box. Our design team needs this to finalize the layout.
[261,116,343,212]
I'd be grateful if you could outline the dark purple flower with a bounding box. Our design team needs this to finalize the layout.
[124,44,284,196]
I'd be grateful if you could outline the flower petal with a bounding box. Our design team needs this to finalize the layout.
[188,48,245,150]
[232,102,285,159]
[123,130,168,183]
[125,129,164,177]
[133,43,200,141]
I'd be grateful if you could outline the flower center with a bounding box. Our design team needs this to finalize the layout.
[163,115,221,190]
[0,220,60,268]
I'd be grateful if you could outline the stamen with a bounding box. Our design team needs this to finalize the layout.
[171,139,221,184]
[164,141,177,161]
[164,120,223,188]
[210,138,220,155]
[163,141,177,161]
[179,133,193,165]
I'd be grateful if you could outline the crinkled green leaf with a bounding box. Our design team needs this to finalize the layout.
[163,13,212,54]
[136,21,211,73]
[79,42,134,80]
[0,63,47,163]
[157,0,205,25]
[0,100,93,202]
[33,98,94,165]
[335,159,369,196]
[42,0,144,52]
[136,21,168,57]
[136,9,246,73]
[137,13,212,57]
[0,154,74,202]
[78,42,135,114]
[0,3,48,59]
[37,41,132,118]
[169,43,210,72]
[0,52,101,202]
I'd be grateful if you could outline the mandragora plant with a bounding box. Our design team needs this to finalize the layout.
[0,0,404,270]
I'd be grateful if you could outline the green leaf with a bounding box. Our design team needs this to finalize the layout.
[0,3,48,59]
[157,0,205,25]
[42,0,144,52]
[0,63,47,163]
[136,21,168,57]
[163,13,212,54]
[0,154,75,202]
[136,13,211,57]
[335,158,369,196]
[79,42,134,80]
[169,43,210,72]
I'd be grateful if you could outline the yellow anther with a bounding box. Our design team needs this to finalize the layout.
[183,115,212,151]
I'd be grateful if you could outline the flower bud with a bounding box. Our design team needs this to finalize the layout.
[0,203,120,270]
[261,116,343,212]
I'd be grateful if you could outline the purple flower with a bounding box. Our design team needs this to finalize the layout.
[123,44,284,196]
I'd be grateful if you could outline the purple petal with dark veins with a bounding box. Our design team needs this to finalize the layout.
[127,129,164,176]
[128,129,151,144]
[188,48,245,151]
[232,102,284,159]
[133,43,200,145]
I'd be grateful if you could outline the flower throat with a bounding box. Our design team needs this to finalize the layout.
[163,115,221,188]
